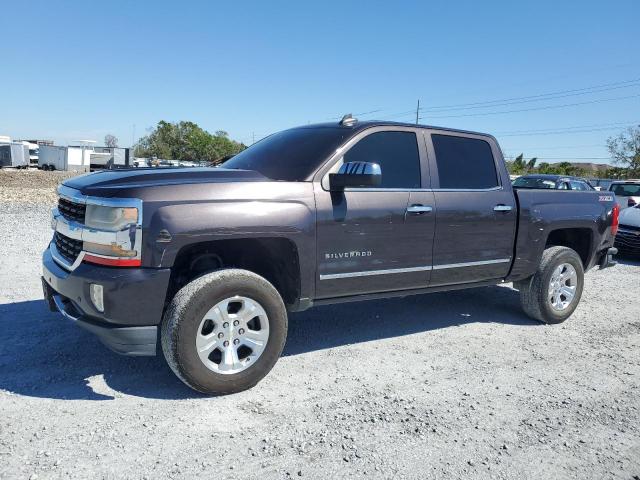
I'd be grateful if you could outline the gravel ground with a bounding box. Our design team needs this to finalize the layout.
[1,172,639,479]
[0,169,80,205]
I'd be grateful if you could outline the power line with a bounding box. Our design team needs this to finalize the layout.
[494,120,638,135]
[325,109,383,121]
[419,82,640,112]
[501,144,607,150]
[422,93,640,119]
[504,156,611,160]
[497,122,639,137]
[421,78,640,111]
[344,76,640,121]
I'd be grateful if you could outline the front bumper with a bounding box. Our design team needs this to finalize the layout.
[614,228,640,254]
[42,246,171,356]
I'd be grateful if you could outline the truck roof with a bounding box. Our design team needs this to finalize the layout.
[297,120,496,140]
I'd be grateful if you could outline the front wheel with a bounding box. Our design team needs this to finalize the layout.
[517,246,584,324]
[161,269,288,395]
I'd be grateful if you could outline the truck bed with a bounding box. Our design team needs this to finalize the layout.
[509,188,617,281]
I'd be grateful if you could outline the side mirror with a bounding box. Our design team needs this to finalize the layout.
[329,162,382,190]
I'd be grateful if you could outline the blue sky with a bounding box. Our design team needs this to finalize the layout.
[1,0,638,164]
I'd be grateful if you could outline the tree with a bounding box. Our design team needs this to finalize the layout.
[506,154,538,175]
[134,121,246,163]
[607,125,640,175]
[104,134,118,147]
[537,162,551,174]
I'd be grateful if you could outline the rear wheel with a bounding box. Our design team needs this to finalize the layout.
[161,269,287,395]
[518,246,584,324]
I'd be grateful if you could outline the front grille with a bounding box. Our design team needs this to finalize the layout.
[619,223,640,232]
[58,197,86,223]
[54,232,83,264]
[615,230,640,251]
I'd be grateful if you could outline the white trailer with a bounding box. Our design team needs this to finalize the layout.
[90,147,132,169]
[0,143,29,168]
[22,141,39,165]
[38,145,90,172]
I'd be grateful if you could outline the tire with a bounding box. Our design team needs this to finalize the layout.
[161,269,288,395]
[518,246,584,324]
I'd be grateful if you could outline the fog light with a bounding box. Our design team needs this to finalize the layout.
[89,284,104,312]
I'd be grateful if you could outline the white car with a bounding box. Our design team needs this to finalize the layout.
[609,181,640,210]
[615,204,640,255]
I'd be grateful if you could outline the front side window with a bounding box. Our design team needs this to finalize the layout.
[343,131,421,189]
[431,134,499,189]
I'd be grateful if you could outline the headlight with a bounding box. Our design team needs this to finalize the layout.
[83,241,137,257]
[84,205,138,231]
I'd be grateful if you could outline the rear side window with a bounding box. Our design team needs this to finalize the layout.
[343,131,421,188]
[431,134,499,189]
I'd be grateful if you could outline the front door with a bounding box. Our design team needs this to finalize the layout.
[314,128,435,299]
[426,131,517,286]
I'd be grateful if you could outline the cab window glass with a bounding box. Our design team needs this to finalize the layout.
[343,131,421,189]
[431,134,498,189]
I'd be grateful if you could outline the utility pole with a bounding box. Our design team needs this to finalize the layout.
[252,132,255,145]
[132,124,136,147]
[416,99,420,125]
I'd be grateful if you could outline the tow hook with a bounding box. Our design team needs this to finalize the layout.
[599,247,618,269]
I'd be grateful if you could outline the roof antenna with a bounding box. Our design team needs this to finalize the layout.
[339,113,357,126]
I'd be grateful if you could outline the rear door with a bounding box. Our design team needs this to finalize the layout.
[314,127,435,298]
[425,131,517,286]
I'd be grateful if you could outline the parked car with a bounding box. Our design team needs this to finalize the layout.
[513,174,593,191]
[42,118,619,394]
[609,181,640,209]
[614,204,640,254]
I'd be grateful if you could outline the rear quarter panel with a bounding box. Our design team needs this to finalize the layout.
[509,190,616,281]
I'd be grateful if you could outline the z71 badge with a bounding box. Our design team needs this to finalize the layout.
[599,195,614,202]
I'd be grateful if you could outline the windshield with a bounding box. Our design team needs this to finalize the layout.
[512,177,556,189]
[222,127,350,181]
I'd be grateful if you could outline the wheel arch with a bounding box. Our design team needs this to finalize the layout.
[166,237,302,309]
[544,227,594,268]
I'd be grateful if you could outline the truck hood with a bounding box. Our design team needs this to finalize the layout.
[63,167,267,196]
[619,205,640,227]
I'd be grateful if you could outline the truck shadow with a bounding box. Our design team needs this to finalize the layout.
[0,285,535,401]
[614,253,640,266]
[284,285,535,356]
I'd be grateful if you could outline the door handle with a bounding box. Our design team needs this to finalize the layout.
[494,204,513,212]
[406,205,433,214]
